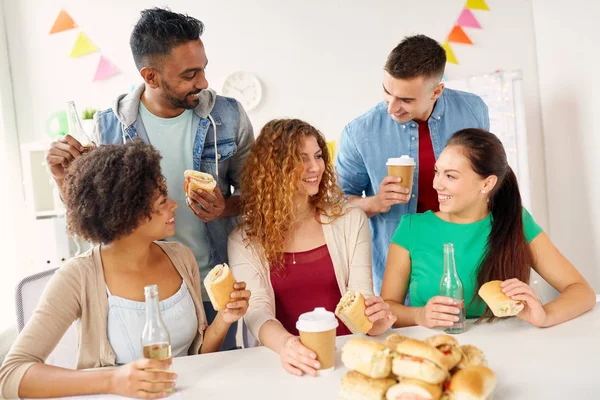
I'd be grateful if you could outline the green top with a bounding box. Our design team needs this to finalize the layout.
[390,208,542,317]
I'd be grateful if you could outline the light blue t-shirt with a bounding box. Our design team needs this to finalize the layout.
[107,280,198,364]
[139,103,212,297]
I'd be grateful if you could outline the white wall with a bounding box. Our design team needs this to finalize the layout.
[0,0,29,331]
[532,0,600,291]
[4,0,549,218]
[2,0,566,325]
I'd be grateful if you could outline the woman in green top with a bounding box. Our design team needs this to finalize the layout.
[381,128,595,328]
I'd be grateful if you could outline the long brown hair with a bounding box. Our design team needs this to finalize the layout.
[239,119,345,267]
[447,129,531,319]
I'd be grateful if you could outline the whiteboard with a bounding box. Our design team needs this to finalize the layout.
[443,70,531,211]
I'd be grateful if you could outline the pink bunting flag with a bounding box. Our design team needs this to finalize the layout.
[93,56,120,81]
[457,8,481,29]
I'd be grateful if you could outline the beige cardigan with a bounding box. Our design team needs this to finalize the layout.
[0,241,207,399]
[229,206,374,341]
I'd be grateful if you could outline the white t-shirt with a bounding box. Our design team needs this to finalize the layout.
[139,102,212,298]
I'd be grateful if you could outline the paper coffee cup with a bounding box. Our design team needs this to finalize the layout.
[386,156,416,192]
[296,307,338,375]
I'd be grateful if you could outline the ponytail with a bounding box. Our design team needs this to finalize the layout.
[446,129,532,320]
[475,167,531,319]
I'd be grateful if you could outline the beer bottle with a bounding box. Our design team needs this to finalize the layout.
[66,101,93,150]
[141,284,173,393]
[439,243,466,334]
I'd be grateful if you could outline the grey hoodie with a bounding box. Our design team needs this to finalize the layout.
[95,84,255,283]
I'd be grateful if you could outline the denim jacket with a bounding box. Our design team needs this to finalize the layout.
[336,88,489,294]
[95,84,254,267]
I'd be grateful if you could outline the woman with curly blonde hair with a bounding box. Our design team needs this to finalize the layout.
[229,119,396,377]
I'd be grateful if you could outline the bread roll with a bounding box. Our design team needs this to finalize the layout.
[424,334,462,370]
[385,334,410,351]
[478,280,524,317]
[184,170,217,195]
[341,338,392,379]
[339,371,397,400]
[386,378,442,400]
[392,339,449,384]
[335,290,373,334]
[203,263,235,311]
[445,365,497,400]
[455,345,487,370]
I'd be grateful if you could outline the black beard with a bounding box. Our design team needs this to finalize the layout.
[163,91,199,110]
[162,79,201,109]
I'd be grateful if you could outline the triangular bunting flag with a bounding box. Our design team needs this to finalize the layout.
[49,10,77,34]
[69,32,98,58]
[465,0,490,11]
[457,8,482,29]
[442,42,458,65]
[326,141,336,164]
[93,56,120,81]
[448,25,473,45]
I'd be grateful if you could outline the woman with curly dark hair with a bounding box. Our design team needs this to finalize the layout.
[229,119,396,377]
[0,140,250,399]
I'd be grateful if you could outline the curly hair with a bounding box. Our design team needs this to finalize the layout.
[63,139,167,244]
[239,119,346,267]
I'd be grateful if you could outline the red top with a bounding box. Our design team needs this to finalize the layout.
[416,119,439,213]
[270,245,352,336]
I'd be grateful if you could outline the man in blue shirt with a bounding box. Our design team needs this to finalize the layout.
[336,35,489,294]
[46,8,254,350]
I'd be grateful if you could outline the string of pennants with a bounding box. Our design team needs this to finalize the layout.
[49,2,488,76]
[49,10,120,81]
[442,0,490,65]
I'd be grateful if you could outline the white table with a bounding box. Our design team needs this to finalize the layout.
[168,306,600,399]
[61,306,600,400]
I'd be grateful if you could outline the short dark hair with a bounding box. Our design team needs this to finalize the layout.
[64,140,167,244]
[385,34,446,80]
[130,7,204,70]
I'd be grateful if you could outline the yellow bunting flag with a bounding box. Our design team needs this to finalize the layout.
[69,32,98,58]
[442,42,458,65]
[49,10,77,34]
[326,141,336,163]
[465,0,490,11]
[448,26,473,45]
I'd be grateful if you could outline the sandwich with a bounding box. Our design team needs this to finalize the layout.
[424,335,463,370]
[392,339,449,384]
[478,280,524,317]
[203,263,236,311]
[386,378,442,400]
[339,370,397,400]
[341,338,392,379]
[454,345,487,370]
[335,290,373,335]
[385,334,410,351]
[184,170,217,195]
[442,366,497,400]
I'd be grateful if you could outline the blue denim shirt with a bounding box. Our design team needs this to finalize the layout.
[95,85,254,270]
[336,88,489,294]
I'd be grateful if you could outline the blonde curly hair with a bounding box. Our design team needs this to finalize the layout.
[239,119,346,267]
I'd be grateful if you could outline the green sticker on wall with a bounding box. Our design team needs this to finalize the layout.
[46,111,68,139]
